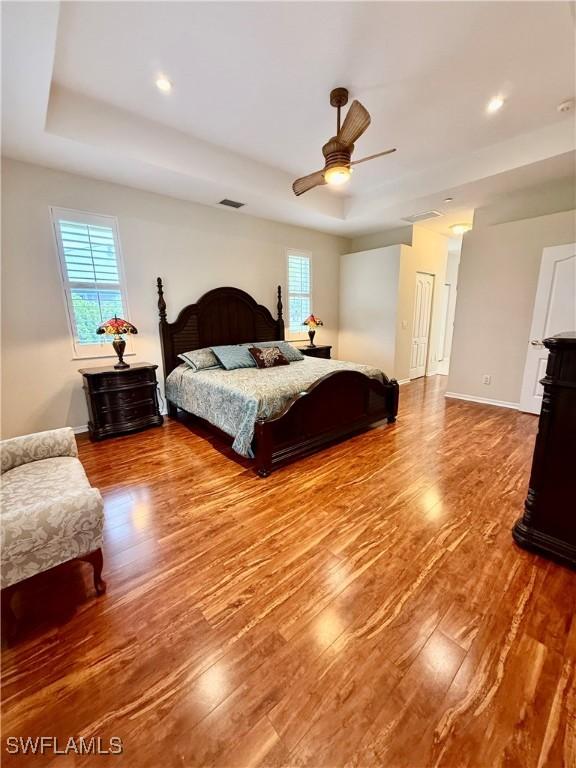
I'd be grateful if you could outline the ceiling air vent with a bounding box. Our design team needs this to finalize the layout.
[402,210,443,224]
[219,199,245,209]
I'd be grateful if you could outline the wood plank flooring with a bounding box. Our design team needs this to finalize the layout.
[2,376,575,767]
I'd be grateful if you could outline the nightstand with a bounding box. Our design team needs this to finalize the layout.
[298,345,332,359]
[79,363,163,440]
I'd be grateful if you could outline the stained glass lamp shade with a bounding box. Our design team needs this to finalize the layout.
[302,315,323,347]
[96,315,138,369]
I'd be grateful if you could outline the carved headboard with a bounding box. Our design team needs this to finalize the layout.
[156,278,285,378]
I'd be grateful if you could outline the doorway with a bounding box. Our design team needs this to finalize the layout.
[409,271,434,379]
[519,243,576,414]
[436,240,462,376]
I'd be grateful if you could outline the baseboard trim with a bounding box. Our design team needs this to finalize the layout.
[397,379,411,386]
[445,392,520,410]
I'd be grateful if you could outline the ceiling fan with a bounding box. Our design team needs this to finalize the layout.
[292,87,396,196]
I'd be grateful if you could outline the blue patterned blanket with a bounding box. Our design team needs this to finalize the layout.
[165,357,384,458]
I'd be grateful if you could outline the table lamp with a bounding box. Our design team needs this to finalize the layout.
[302,314,323,347]
[96,315,138,369]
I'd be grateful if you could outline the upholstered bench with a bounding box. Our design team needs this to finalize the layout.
[1,427,105,596]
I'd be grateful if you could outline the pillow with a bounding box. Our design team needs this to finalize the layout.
[248,346,290,368]
[242,340,304,362]
[178,348,221,371]
[211,345,256,370]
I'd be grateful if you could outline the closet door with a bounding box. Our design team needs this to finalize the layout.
[409,272,434,379]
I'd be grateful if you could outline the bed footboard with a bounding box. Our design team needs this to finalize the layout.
[254,370,399,476]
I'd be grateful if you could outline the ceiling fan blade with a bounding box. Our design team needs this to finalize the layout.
[337,100,371,146]
[350,148,397,166]
[292,170,326,196]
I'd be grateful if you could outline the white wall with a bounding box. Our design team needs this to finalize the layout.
[338,246,401,373]
[448,208,576,405]
[394,227,449,382]
[348,226,413,253]
[1,158,347,437]
[473,176,575,228]
[338,227,448,381]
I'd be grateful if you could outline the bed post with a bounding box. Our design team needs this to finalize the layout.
[157,277,178,418]
[254,419,273,477]
[387,379,400,423]
[157,276,167,323]
[277,285,285,340]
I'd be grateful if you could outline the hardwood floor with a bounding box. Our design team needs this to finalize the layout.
[2,376,575,767]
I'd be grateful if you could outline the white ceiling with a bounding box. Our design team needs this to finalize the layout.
[2,1,575,236]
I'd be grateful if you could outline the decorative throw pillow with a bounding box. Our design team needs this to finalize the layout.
[248,346,290,368]
[211,345,257,370]
[178,348,221,371]
[242,340,304,362]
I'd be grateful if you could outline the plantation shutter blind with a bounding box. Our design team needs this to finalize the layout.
[52,209,130,354]
[59,220,120,285]
[287,252,311,333]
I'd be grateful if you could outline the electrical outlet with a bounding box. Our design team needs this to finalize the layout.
[482,375,491,385]
[401,320,408,330]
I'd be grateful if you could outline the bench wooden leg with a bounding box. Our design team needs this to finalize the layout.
[79,548,106,596]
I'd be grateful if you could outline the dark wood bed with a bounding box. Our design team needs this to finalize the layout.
[157,278,399,476]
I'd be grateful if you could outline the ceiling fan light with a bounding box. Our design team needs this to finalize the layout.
[324,165,352,186]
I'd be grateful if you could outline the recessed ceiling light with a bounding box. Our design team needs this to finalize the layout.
[487,96,504,114]
[450,223,473,236]
[443,197,454,203]
[155,76,172,93]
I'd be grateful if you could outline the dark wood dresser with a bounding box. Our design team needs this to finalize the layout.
[79,363,163,441]
[298,344,332,359]
[513,333,576,567]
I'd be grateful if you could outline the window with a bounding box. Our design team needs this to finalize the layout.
[287,251,312,335]
[51,208,132,358]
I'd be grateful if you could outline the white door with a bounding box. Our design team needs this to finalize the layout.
[409,272,434,379]
[519,243,576,414]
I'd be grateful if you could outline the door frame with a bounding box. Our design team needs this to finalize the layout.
[437,281,452,363]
